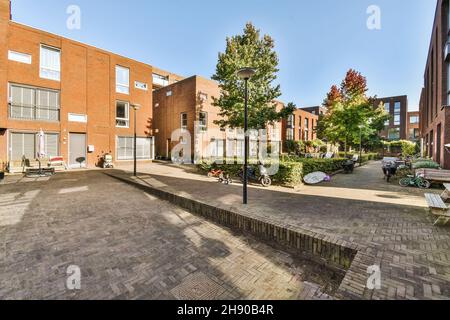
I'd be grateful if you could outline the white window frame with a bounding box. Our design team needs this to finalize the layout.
[116,65,130,94]
[8,50,32,64]
[181,113,188,130]
[134,81,148,91]
[40,45,61,81]
[199,112,207,131]
[116,101,130,128]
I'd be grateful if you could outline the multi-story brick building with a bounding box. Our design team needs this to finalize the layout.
[282,108,318,143]
[153,75,283,161]
[407,111,420,142]
[374,95,408,141]
[419,0,450,168]
[0,0,182,170]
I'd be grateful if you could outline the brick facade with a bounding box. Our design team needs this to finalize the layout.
[0,0,178,169]
[407,111,420,141]
[281,108,318,143]
[374,95,408,141]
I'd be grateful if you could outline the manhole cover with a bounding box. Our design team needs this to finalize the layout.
[170,272,225,300]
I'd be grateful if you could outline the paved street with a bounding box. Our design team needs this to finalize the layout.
[114,160,450,300]
[0,171,337,300]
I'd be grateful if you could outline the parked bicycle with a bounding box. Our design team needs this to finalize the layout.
[399,175,431,189]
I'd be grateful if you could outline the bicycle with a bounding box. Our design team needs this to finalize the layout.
[399,175,431,189]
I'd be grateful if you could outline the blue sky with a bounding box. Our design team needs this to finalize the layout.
[12,0,437,111]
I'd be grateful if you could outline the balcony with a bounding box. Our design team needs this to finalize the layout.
[152,74,169,88]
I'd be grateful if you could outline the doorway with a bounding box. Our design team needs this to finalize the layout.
[69,133,87,168]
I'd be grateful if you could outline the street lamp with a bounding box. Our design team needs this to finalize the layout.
[237,67,256,205]
[131,104,141,177]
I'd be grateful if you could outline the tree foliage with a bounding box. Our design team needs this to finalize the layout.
[318,69,390,154]
[212,23,295,130]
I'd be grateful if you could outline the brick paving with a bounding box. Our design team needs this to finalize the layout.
[112,161,450,300]
[0,171,337,300]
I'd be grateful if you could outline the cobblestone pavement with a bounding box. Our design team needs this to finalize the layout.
[114,161,450,300]
[0,171,337,300]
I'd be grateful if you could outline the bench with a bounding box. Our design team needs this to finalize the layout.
[425,193,450,226]
[25,167,55,177]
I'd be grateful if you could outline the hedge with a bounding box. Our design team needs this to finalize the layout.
[412,160,440,170]
[198,158,347,187]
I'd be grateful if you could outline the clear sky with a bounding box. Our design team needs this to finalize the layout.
[11,0,437,111]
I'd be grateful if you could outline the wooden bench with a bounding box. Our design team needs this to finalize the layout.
[425,193,450,226]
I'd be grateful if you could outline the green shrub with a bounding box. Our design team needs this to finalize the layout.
[197,158,346,187]
[395,167,414,179]
[412,160,440,170]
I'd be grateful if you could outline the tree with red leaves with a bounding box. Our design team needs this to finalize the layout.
[317,69,389,155]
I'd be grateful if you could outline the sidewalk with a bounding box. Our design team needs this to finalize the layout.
[107,161,450,300]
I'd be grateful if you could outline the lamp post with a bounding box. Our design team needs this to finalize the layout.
[358,124,364,167]
[237,67,256,205]
[131,104,141,177]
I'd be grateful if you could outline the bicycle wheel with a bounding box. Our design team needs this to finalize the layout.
[417,179,431,189]
[399,178,411,187]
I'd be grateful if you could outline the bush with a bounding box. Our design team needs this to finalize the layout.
[197,158,346,187]
[395,167,414,179]
[383,140,418,157]
[412,160,440,170]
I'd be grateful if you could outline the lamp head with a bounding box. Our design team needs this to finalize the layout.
[131,104,141,111]
[237,68,256,80]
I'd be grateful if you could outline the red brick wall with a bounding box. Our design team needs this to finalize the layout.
[0,16,154,167]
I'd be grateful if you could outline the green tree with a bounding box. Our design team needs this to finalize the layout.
[319,69,390,156]
[212,23,295,130]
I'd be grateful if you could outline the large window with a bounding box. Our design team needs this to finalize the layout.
[286,129,294,141]
[9,132,59,161]
[40,45,61,81]
[116,136,153,160]
[394,102,401,126]
[9,84,60,121]
[287,115,295,128]
[384,102,391,126]
[181,113,188,130]
[116,101,129,128]
[116,66,130,94]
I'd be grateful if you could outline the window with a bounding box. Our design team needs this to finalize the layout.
[166,90,172,97]
[116,137,153,160]
[116,101,129,127]
[410,116,419,124]
[388,128,400,140]
[287,115,294,128]
[199,112,207,131]
[181,113,188,130]
[409,128,420,140]
[68,113,88,123]
[9,132,59,161]
[134,81,148,91]
[304,118,309,129]
[286,129,294,141]
[384,102,391,126]
[394,102,401,126]
[40,45,61,81]
[116,66,130,94]
[9,84,60,121]
[8,50,32,64]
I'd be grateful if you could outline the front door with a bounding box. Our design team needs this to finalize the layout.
[69,133,86,168]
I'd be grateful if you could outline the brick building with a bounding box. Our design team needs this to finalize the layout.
[374,95,408,141]
[0,0,183,170]
[282,108,318,143]
[419,0,450,168]
[153,75,283,161]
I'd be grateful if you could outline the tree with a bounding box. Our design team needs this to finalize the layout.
[212,23,295,131]
[319,69,390,156]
